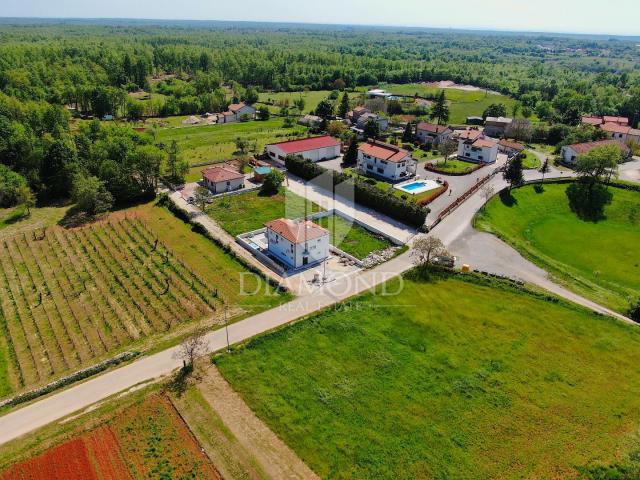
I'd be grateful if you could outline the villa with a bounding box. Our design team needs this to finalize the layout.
[457,137,499,164]
[357,140,415,181]
[415,122,453,146]
[265,218,330,269]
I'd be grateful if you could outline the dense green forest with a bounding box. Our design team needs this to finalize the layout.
[1,20,639,209]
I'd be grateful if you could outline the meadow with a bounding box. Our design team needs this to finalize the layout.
[376,83,526,124]
[206,189,322,236]
[314,214,393,260]
[257,90,333,114]
[475,183,640,313]
[217,272,640,479]
[0,394,220,479]
[0,202,287,398]
[156,118,306,165]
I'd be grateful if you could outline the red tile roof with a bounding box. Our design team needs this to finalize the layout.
[455,129,483,141]
[601,122,630,134]
[498,139,525,151]
[416,122,450,134]
[268,136,341,154]
[581,116,603,126]
[472,139,497,149]
[228,103,252,113]
[603,116,629,125]
[358,141,410,163]
[202,166,244,183]
[565,139,629,155]
[265,219,329,244]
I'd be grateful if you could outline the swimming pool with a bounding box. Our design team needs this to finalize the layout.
[394,179,440,196]
[254,166,272,175]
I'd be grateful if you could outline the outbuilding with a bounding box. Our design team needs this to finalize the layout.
[266,136,341,164]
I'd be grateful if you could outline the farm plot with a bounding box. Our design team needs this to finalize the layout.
[0,394,220,480]
[0,216,219,396]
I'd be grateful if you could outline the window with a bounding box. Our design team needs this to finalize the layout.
[226,181,230,185]
[479,155,483,160]
[367,164,373,170]
[465,153,470,157]
[269,151,275,158]
[377,167,384,174]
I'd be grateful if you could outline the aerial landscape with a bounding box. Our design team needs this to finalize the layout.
[0,0,640,478]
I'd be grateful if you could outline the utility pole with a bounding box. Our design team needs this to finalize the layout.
[221,296,231,353]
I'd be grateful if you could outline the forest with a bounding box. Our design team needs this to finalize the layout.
[1,19,639,210]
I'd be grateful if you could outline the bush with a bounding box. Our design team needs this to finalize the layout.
[285,155,428,227]
[630,299,640,323]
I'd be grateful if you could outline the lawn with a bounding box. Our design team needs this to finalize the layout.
[156,118,306,165]
[374,83,532,125]
[217,272,640,479]
[257,90,333,114]
[521,150,542,170]
[206,188,322,237]
[315,214,393,260]
[0,201,288,398]
[475,183,640,313]
[428,158,480,174]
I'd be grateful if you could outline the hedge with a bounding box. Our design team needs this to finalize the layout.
[284,155,428,227]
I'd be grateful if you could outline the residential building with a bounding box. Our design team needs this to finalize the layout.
[366,88,393,99]
[298,114,322,127]
[202,166,245,193]
[457,137,499,164]
[217,103,256,123]
[265,218,329,269]
[452,128,484,142]
[348,106,370,123]
[356,112,389,132]
[600,123,640,144]
[497,139,525,158]
[484,116,513,137]
[561,140,631,165]
[266,136,341,164]
[357,140,415,181]
[466,116,484,125]
[581,115,629,127]
[415,122,453,146]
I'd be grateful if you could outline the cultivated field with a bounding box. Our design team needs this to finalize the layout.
[217,272,640,479]
[475,183,640,313]
[0,202,288,398]
[156,118,306,165]
[206,189,322,236]
[0,394,220,479]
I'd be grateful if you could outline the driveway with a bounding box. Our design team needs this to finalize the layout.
[620,157,640,183]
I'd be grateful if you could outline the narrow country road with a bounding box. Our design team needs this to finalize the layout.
[0,161,633,447]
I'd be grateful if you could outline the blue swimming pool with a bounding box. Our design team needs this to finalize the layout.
[254,166,272,175]
[402,182,426,191]
[394,179,440,195]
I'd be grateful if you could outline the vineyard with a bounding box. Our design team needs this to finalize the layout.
[0,394,221,479]
[0,216,221,396]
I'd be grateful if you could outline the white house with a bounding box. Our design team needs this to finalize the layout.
[457,138,499,164]
[356,112,389,132]
[202,166,245,193]
[484,116,513,137]
[497,139,525,158]
[561,139,630,165]
[266,136,341,164]
[415,122,453,145]
[357,140,415,181]
[265,218,329,269]
[217,103,256,123]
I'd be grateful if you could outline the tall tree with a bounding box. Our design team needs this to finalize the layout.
[338,92,350,119]
[430,91,449,125]
[402,123,414,143]
[343,136,358,166]
[503,156,524,191]
[315,99,334,120]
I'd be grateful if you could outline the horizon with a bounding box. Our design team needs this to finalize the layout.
[2,0,640,37]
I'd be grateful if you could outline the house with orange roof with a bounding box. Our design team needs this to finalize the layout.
[415,122,453,146]
[357,140,415,181]
[216,102,256,123]
[202,165,246,193]
[457,137,499,164]
[265,218,329,269]
[561,139,631,165]
[265,135,341,164]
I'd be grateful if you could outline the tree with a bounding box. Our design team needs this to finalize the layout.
[194,185,211,211]
[174,326,209,368]
[235,137,250,155]
[244,87,259,105]
[629,298,640,323]
[315,99,334,120]
[0,165,29,208]
[261,169,284,195]
[343,135,358,166]
[412,236,449,266]
[574,144,621,184]
[483,103,507,119]
[438,139,457,164]
[363,118,380,139]
[430,91,449,125]
[402,123,414,143]
[327,121,346,137]
[511,102,521,118]
[503,156,524,191]
[293,97,306,113]
[256,105,270,121]
[338,92,350,119]
[539,159,550,184]
[18,184,35,216]
[40,136,78,198]
[166,140,188,184]
[72,174,113,215]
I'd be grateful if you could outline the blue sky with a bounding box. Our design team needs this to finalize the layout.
[3,0,640,36]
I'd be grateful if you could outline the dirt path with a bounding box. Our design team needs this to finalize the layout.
[176,365,319,480]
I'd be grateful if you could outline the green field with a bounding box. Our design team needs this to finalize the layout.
[206,189,322,236]
[156,118,306,165]
[315,214,392,260]
[475,183,640,313]
[429,158,480,174]
[217,272,640,479]
[521,151,542,169]
[257,90,333,114]
[375,83,528,124]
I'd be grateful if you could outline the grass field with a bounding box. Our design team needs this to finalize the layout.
[375,83,528,124]
[217,272,640,479]
[206,189,322,236]
[315,214,392,260]
[429,158,480,174]
[257,90,333,114]
[0,394,220,479]
[521,151,542,169]
[156,118,306,165]
[0,202,287,398]
[475,183,640,313]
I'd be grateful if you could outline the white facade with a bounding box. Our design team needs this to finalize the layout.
[457,140,499,164]
[357,150,415,181]
[415,125,452,145]
[266,225,329,269]
[266,145,341,164]
[204,176,244,194]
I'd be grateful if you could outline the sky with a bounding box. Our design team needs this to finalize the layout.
[3,0,640,37]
